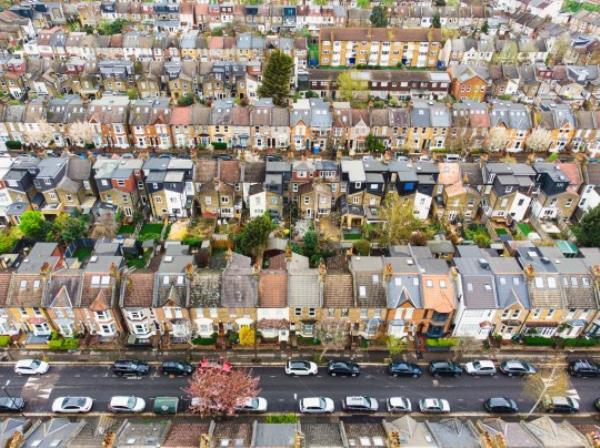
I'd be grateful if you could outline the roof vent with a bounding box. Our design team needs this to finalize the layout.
[478,258,490,269]
[90,256,98,263]
[406,259,414,265]
[164,256,174,263]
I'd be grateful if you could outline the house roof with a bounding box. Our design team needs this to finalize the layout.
[44,271,82,308]
[287,253,321,307]
[522,417,589,447]
[425,419,481,448]
[486,257,530,309]
[22,418,85,448]
[417,258,455,313]
[242,162,266,184]
[121,271,155,308]
[221,253,258,308]
[8,273,48,307]
[303,423,345,448]
[195,160,218,184]
[190,270,221,308]
[259,269,288,308]
[324,272,354,307]
[477,418,540,448]
[114,419,171,448]
[383,417,438,448]
[163,422,210,448]
[219,160,241,184]
[350,256,386,308]
[454,258,498,309]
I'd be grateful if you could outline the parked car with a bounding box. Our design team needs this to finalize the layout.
[429,361,462,377]
[594,398,600,412]
[112,360,150,377]
[285,360,318,376]
[464,360,497,376]
[212,154,233,161]
[299,397,335,414]
[0,397,25,412]
[386,397,412,413]
[264,154,282,162]
[234,397,268,413]
[418,398,450,414]
[388,362,422,378]
[52,397,94,414]
[499,360,536,377]
[542,396,579,413]
[342,396,379,413]
[162,361,194,376]
[568,359,600,378]
[108,396,146,413]
[444,154,461,162]
[327,360,360,377]
[14,359,49,375]
[418,155,432,162]
[484,397,519,414]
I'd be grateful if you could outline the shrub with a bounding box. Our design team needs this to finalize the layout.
[48,336,80,351]
[297,335,321,345]
[562,337,600,347]
[192,333,217,345]
[353,239,371,255]
[426,338,458,347]
[522,336,555,346]
[5,141,21,150]
[211,142,228,150]
[228,331,239,345]
[182,235,203,247]
[0,335,10,347]
[266,413,298,423]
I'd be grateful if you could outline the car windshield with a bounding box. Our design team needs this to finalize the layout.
[65,398,85,407]
[248,398,258,408]
[318,398,326,409]
[30,360,40,368]
[472,361,481,368]
[291,362,307,369]
[127,397,136,408]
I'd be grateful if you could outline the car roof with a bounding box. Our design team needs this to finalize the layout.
[422,398,440,406]
[346,396,368,405]
[474,360,495,367]
[504,360,525,367]
[16,359,38,366]
[110,396,133,407]
[388,397,408,406]
[301,397,323,407]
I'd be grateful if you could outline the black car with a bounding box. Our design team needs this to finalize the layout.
[327,360,360,377]
[568,359,600,378]
[429,361,462,377]
[162,361,194,376]
[387,362,422,378]
[484,397,519,414]
[112,360,150,377]
[0,397,25,412]
[499,360,536,377]
[594,398,600,412]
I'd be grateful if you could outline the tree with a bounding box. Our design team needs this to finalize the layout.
[523,359,569,416]
[0,227,21,254]
[239,326,255,346]
[337,70,368,102]
[52,213,88,245]
[549,32,571,65]
[369,6,388,27]
[432,13,441,28]
[452,337,483,361]
[91,212,120,240]
[498,41,518,64]
[211,28,223,37]
[177,93,194,107]
[185,366,260,417]
[378,193,427,246]
[234,213,274,257]
[19,211,51,241]
[27,122,54,147]
[317,318,349,361]
[353,240,371,256]
[97,19,127,35]
[525,128,553,152]
[126,88,138,100]
[258,51,293,107]
[365,133,386,154]
[481,20,489,34]
[486,127,510,152]
[573,205,600,247]
[386,336,407,360]
[68,121,95,148]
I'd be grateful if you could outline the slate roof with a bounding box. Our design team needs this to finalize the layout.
[121,271,155,308]
[516,247,564,308]
[486,257,531,309]
[386,257,422,309]
[454,258,498,309]
[221,253,258,308]
[259,269,288,308]
[190,270,222,308]
[383,417,438,448]
[195,160,218,184]
[477,418,540,448]
[242,162,266,183]
[287,253,321,307]
[552,258,597,308]
[43,271,83,308]
[425,419,481,448]
[350,256,386,308]
[8,273,48,307]
[303,423,345,448]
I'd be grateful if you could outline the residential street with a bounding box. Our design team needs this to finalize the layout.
[2,364,599,415]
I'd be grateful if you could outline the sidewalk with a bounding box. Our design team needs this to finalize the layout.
[1,346,598,366]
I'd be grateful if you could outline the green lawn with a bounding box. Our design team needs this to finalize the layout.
[74,247,93,262]
[562,0,600,12]
[125,249,151,268]
[518,223,533,236]
[118,224,135,234]
[464,224,491,247]
[139,223,163,241]
[495,228,509,237]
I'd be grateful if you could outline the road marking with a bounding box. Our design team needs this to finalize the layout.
[432,380,439,387]
[74,374,80,378]
[269,375,276,378]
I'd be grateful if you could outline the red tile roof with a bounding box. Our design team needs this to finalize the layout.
[121,272,154,307]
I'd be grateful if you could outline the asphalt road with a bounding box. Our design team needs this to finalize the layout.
[1,365,599,415]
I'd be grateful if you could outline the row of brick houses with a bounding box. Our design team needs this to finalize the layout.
[1,96,600,155]
[1,150,598,228]
[2,238,600,347]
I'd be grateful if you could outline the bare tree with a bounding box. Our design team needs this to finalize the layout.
[486,127,510,152]
[526,128,553,153]
[549,33,572,65]
[91,212,120,240]
[523,359,570,416]
[317,318,349,361]
[27,122,54,147]
[452,337,483,361]
[185,366,260,417]
[386,336,407,361]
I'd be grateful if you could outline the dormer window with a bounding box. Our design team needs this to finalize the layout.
[355,182,362,189]
[163,276,170,285]
[91,275,100,286]
[20,280,27,290]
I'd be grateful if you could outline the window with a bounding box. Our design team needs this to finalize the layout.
[355,182,362,189]
[547,277,557,289]
[502,309,510,318]
[547,309,555,318]
[328,308,335,317]
[341,308,349,317]
[33,280,40,289]
[101,276,110,286]
[426,280,433,288]
[359,286,367,297]
[294,307,301,317]
[163,276,170,285]
[535,277,544,288]
[360,308,368,319]
[19,280,27,290]
[95,310,109,320]
[439,280,446,288]
[511,309,520,319]
[533,308,541,318]
[308,308,316,317]
[155,196,162,203]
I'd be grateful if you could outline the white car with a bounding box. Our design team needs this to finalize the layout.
[235,397,268,413]
[419,398,451,414]
[285,360,318,376]
[52,396,94,414]
[387,397,412,413]
[299,397,335,414]
[464,360,497,376]
[108,396,146,413]
[15,359,49,375]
